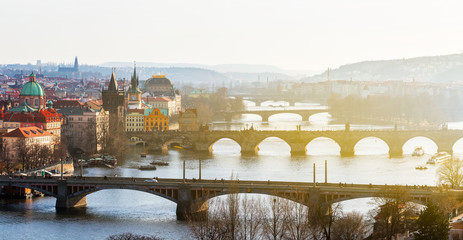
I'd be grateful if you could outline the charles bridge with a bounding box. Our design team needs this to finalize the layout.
[0,176,453,220]
[128,129,463,157]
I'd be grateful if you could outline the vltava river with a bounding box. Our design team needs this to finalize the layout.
[2,101,463,240]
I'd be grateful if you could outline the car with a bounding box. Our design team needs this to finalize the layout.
[144,178,158,183]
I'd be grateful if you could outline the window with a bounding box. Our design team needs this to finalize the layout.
[35,99,39,106]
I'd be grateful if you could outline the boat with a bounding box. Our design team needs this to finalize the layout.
[140,153,147,157]
[139,165,157,170]
[150,161,169,166]
[412,147,424,157]
[426,152,451,164]
[415,165,428,170]
[102,155,117,166]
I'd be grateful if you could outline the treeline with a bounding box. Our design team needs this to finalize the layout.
[0,141,68,173]
[188,185,453,240]
[182,87,245,124]
[327,93,463,126]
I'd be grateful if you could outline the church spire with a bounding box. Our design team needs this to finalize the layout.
[129,62,141,93]
[108,68,118,91]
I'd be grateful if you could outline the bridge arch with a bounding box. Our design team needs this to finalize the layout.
[256,137,291,155]
[305,137,341,155]
[453,138,463,154]
[240,113,263,122]
[354,137,390,155]
[67,186,179,204]
[208,137,242,153]
[268,113,303,122]
[402,136,438,155]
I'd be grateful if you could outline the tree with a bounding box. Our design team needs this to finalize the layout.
[262,196,288,240]
[331,211,366,240]
[106,232,163,240]
[308,202,342,240]
[437,158,463,188]
[370,186,417,240]
[414,202,450,240]
[0,141,17,173]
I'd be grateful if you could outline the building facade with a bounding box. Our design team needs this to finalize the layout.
[125,109,145,132]
[179,109,199,131]
[144,108,168,131]
[58,106,109,153]
[2,127,53,161]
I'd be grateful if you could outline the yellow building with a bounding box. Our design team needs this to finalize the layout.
[144,108,168,131]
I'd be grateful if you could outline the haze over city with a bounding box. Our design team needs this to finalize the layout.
[2,0,463,70]
[3,1,463,240]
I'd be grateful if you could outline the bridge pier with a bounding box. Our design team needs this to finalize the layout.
[176,185,208,220]
[388,145,403,158]
[289,143,307,156]
[55,181,87,209]
[240,143,259,155]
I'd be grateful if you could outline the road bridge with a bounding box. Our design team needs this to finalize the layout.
[0,176,451,220]
[128,129,463,157]
[214,108,328,122]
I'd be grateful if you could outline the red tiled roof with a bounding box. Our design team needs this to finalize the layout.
[3,126,52,138]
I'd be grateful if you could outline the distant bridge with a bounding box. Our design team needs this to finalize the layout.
[214,108,328,122]
[0,176,451,220]
[128,129,463,157]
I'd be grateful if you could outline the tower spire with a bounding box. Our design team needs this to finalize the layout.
[108,68,118,91]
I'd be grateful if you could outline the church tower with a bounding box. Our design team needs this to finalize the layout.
[102,69,125,131]
[74,56,79,72]
[127,64,142,109]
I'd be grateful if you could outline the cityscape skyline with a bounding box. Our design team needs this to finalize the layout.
[2,0,463,70]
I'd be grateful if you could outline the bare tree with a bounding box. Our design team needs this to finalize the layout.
[239,194,264,240]
[331,211,366,240]
[437,158,463,188]
[0,141,17,173]
[308,202,342,240]
[284,193,310,240]
[188,198,229,240]
[370,186,417,240]
[106,232,163,240]
[262,196,288,240]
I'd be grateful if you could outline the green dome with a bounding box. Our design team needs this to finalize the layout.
[20,81,45,96]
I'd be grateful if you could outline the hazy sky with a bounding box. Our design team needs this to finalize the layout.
[1,0,463,70]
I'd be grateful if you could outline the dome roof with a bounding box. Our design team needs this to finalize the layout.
[20,81,45,96]
[145,75,172,86]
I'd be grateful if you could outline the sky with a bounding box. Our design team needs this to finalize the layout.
[1,0,463,70]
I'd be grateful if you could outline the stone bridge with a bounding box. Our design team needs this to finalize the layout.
[128,129,463,157]
[213,109,328,122]
[0,176,452,220]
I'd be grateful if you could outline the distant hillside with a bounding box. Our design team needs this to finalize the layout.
[302,53,463,82]
[224,72,295,82]
[80,65,232,87]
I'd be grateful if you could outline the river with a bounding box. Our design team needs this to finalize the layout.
[1,101,463,240]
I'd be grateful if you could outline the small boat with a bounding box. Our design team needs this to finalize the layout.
[415,165,428,170]
[139,165,157,170]
[150,161,169,166]
[426,152,451,164]
[412,147,424,157]
[140,153,147,157]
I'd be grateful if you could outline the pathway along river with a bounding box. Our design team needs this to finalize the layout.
[2,101,463,239]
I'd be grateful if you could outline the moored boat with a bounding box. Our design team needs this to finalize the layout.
[139,165,157,170]
[150,161,169,166]
[426,152,451,164]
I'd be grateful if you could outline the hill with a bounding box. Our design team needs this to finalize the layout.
[302,53,463,82]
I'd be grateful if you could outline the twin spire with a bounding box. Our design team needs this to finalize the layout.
[108,62,140,93]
